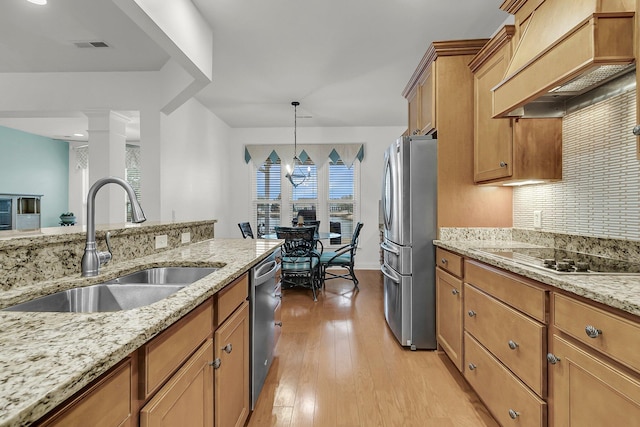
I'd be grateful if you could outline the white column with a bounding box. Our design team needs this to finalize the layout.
[85,110,129,225]
[140,108,161,222]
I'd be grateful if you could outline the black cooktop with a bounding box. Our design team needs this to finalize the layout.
[479,247,640,274]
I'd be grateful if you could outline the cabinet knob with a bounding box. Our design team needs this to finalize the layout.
[585,325,602,339]
[508,409,520,420]
[633,125,640,136]
[508,340,519,350]
[222,343,233,354]
[441,258,448,264]
[467,310,477,317]
[499,161,508,168]
[451,289,460,296]
[468,363,477,371]
[275,321,283,327]
[209,358,221,369]
[547,353,561,365]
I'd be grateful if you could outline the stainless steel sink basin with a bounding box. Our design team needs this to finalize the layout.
[103,266,219,285]
[3,266,219,313]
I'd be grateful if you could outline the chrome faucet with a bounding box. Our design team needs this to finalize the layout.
[81,176,146,277]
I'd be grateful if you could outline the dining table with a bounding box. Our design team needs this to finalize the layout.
[262,232,341,240]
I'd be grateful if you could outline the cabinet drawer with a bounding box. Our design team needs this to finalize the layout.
[38,358,132,427]
[465,284,546,397]
[216,273,248,326]
[465,332,547,427]
[141,300,213,398]
[465,260,547,323]
[436,248,463,277]
[554,293,640,372]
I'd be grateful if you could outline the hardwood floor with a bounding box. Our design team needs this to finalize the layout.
[247,270,498,427]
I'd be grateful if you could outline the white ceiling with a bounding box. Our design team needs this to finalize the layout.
[0,0,508,140]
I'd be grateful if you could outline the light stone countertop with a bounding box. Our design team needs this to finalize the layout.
[434,240,640,317]
[0,237,282,427]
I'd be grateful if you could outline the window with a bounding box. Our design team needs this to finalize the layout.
[253,156,281,237]
[250,151,359,246]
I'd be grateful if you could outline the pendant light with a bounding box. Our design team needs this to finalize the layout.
[285,101,311,187]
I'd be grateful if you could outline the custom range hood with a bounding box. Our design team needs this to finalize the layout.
[492,0,635,118]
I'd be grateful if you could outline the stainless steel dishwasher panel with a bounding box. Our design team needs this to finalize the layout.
[250,248,280,410]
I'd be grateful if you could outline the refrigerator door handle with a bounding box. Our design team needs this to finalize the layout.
[381,264,401,284]
[380,241,399,255]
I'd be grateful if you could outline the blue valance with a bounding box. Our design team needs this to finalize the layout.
[244,143,364,168]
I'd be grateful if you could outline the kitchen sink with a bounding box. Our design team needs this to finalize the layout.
[2,266,219,313]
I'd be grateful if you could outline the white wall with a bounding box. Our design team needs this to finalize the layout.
[229,126,405,269]
[160,97,232,227]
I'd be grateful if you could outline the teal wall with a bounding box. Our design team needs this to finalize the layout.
[0,126,69,227]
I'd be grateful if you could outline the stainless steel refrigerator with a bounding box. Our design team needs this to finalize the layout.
[380,135,437,350]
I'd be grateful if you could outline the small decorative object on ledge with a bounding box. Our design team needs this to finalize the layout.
[59,212,76,226]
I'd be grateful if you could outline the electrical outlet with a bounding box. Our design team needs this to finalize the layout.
[155,234,168,249]
[533,210,542,228]
[181,232,191,244]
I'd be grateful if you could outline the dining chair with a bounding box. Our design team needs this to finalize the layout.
[238,222,254,239]
[275,225,322,301]
[320,222,364,289]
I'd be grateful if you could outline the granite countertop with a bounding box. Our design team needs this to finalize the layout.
[434,239,640,318]
[0,237,282,427]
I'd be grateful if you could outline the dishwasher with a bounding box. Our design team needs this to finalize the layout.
[250,247,281,409]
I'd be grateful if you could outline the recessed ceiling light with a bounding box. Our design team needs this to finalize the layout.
[27,0,47,5]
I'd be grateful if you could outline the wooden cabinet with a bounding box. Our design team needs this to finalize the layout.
[464,260,548,426]
[214,301,250,427]
[469,25,562,185]
[403,39,513,228]
[548,291,640,426]
[549,334,640,427]
[435,248,464,371]
[36,358,133,427]
[140,339,214,427]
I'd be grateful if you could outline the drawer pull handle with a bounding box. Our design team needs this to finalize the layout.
[468,363,476,371]
[508,340,519,350]
[441,258,448,264]
[508,409,520,419]
[500,161,508,168]
[547,353,561,365]
[209,358,221,369]
[585,325,602,339]
[633,125,640,136]
[275,321,283,327]
[467,310,477,317]
[222,343,233,354]
[451,289,460,295]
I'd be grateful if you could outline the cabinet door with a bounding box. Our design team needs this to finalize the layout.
[436,268,463,371]
[140,339,214,427]
[474,41,513,182]
[549,334,640,427]
[418,64,436,135]
[214,301,250,427]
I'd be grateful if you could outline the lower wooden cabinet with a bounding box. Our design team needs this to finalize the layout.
[140,339,214,427]
[435,267,463,371]
[36,358,133,427]
[548,334,640,427]
[214,300,250,427]
[465,332,547,427]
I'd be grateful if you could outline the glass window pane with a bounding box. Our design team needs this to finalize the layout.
[256,203,280,237]
[257,158,281,201]
[328,160,355,244]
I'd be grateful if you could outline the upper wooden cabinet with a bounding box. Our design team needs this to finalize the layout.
[470,26,562,185]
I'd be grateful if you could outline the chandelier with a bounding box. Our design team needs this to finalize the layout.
[285,101,311,187]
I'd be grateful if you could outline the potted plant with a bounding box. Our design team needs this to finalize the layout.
[59,212,76,225]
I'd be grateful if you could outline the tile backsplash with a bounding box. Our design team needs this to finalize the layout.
[514,89,640,240]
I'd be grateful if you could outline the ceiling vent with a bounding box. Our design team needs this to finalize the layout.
[73,41,110,49]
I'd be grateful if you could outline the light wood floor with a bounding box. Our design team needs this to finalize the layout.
[247,270,499,427]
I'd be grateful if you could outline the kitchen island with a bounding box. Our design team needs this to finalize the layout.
[0,237,282,427]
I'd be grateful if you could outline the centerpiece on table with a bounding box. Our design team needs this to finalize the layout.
[59,212,76,225]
